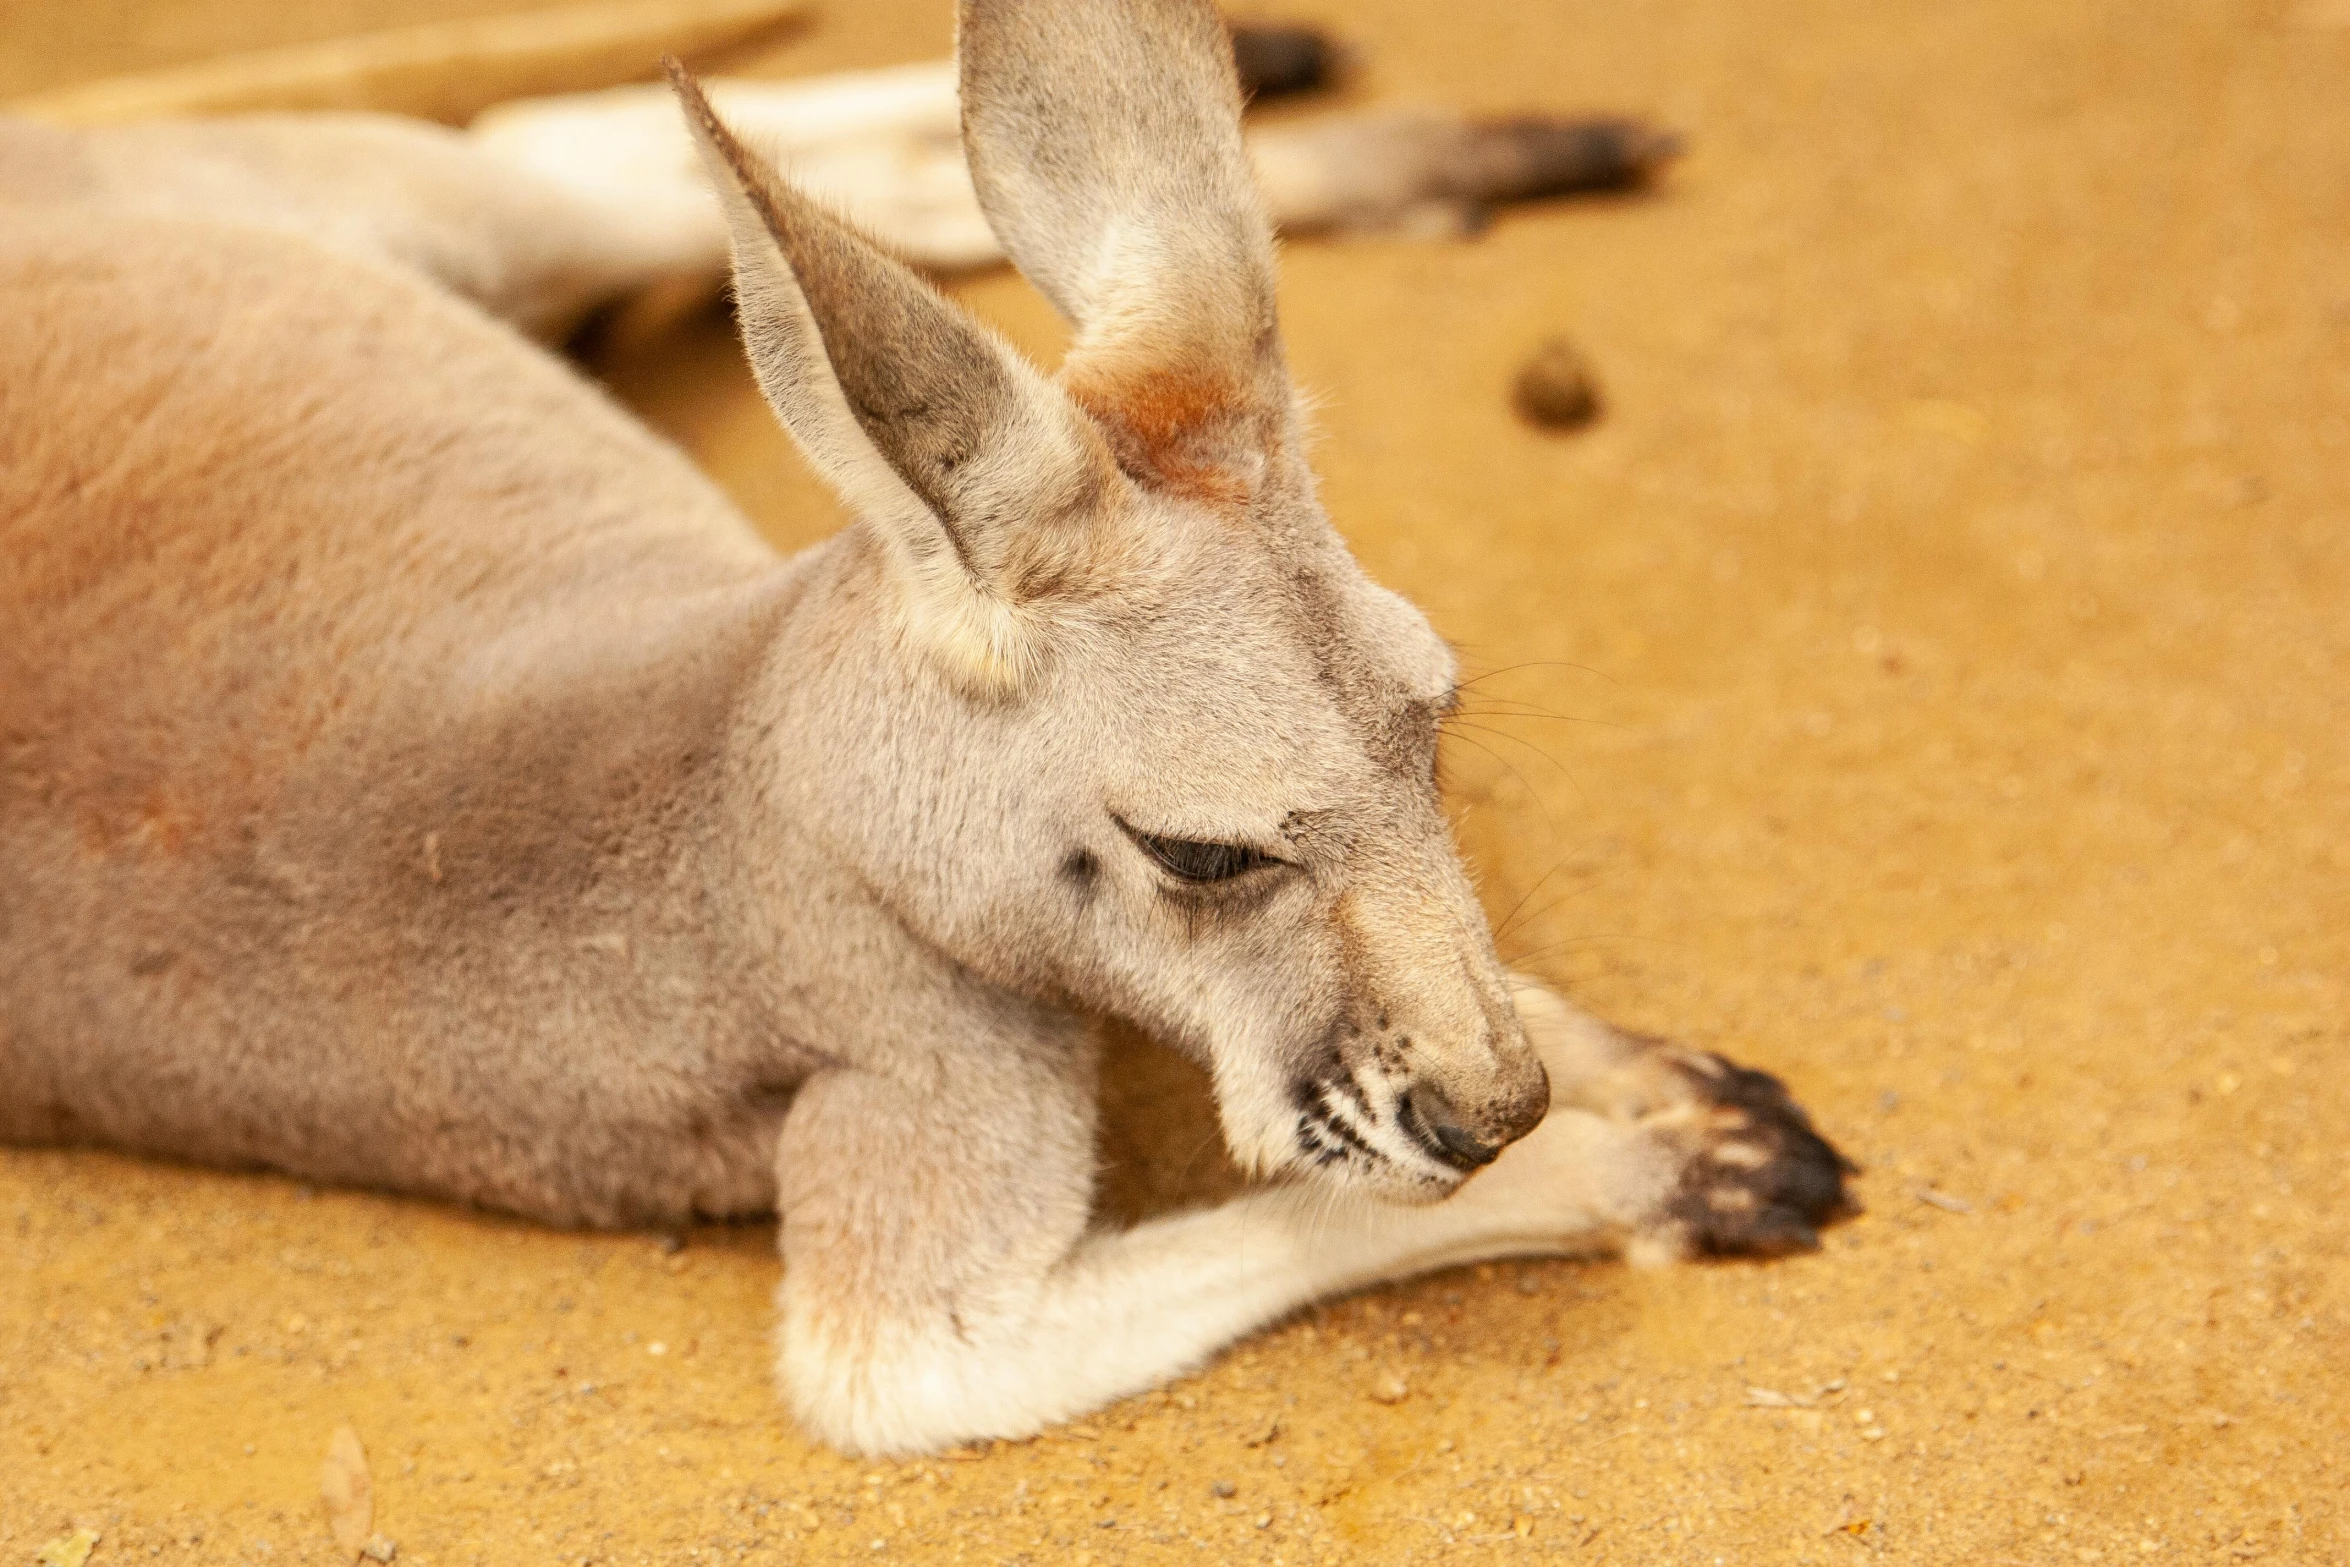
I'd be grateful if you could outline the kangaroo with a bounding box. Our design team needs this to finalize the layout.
[0,0,1849,1456]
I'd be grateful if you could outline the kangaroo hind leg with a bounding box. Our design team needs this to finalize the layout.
[3,111,725,339]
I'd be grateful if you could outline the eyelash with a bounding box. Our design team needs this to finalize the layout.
[1132,831,1277,884]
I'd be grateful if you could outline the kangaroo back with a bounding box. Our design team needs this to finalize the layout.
[0,188,798,1221]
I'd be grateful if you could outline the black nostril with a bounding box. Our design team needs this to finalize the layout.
[1401,1088,1502,1171]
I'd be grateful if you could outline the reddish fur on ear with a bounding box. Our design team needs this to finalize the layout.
[1063,349,1271,510]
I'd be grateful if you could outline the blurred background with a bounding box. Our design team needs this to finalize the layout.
[3,1,2345,1563]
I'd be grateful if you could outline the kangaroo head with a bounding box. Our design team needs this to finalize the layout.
[672,0,1546,1202]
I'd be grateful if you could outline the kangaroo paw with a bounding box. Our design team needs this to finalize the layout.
[1595,1040,1858,1263]
[1510,982,1857,1265]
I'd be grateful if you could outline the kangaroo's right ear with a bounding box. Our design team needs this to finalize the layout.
[958,0,1290,508]
[669,64,1130,694]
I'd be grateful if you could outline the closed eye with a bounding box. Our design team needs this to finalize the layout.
[1120,822,1282,884]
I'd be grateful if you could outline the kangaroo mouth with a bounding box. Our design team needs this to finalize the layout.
[1395,1088,1501,1171]
[1288,1073,1465,1187]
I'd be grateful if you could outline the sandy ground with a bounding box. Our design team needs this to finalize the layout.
[5,0,2348,1563]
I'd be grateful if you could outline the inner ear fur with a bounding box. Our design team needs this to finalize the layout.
[671,62,1133,689]
[957,0,1292,506]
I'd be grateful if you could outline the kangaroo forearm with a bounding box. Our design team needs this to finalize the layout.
[777,1134,1644,1457]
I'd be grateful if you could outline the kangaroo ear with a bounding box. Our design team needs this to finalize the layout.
[670,64,1128,691]
[957,0,1289,507]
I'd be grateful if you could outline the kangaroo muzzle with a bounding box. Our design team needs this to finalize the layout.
[1400,1045,1550,1170]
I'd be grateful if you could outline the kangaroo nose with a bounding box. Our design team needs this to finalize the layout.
[1401,1087,1505,1170]
[1494,1056,1551,1145]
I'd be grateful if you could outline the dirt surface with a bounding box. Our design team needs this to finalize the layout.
[5,1,2348,1563]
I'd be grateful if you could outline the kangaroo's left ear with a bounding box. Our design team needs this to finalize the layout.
[957,0,1292,509]
[670,63,1131,692]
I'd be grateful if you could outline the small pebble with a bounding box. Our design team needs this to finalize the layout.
[35,1529,100,1567]
[1210,1479,1237,1499]
[1513,336,1603,430]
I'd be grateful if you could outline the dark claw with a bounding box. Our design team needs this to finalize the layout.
[1704,1209,1821,1259]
